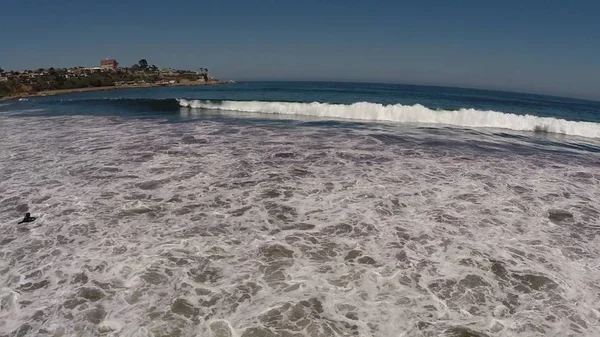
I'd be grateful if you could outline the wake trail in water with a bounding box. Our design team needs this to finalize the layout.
[178,99,600,138]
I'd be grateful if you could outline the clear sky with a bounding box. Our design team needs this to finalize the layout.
[1,0,599,100]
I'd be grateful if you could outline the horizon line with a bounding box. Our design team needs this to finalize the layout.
[224,79,600,104]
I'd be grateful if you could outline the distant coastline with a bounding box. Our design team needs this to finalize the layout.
[0,79,231,101]
[0,58,234,101]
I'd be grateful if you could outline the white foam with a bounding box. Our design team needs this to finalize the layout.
[0,108,47,116]
[178,99,600,138]
[1,115,599,336]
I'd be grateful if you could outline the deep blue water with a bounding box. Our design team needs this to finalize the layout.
[2,82,600,145]
[2,81,599,121]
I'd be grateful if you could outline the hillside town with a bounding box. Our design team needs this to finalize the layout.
[0,58,229,98]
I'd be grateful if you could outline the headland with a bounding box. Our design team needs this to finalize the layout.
[0,58,234,100]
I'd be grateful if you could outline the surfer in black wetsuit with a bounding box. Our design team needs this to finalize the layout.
[18,212,36,224]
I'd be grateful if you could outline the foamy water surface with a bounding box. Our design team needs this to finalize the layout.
[1,112,600,337]
[178,99,600,139]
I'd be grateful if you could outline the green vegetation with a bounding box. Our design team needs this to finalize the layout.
[138,59,148,69]
[0,69,136,97]
[0,59,213,98]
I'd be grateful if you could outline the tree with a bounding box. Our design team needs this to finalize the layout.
[138,59,148,69]
[0,67,4,73]
[0,83,10,97]
[150,64,158,72]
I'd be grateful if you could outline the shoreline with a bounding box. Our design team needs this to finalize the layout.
[0,80,230,101]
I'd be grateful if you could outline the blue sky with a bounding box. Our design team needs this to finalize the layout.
[1,0,599,100]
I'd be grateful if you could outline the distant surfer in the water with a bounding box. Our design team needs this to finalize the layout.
[18,212,36,224]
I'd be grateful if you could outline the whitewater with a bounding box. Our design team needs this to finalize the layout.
[1,83,600,337]
[178,99,600,139]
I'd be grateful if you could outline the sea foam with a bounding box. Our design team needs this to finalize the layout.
[178,99,600,138]
[1,114,599,336]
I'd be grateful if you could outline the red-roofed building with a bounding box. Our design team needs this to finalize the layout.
[100,59,118,70]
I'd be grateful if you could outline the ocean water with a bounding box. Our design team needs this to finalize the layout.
[1,82,600,337]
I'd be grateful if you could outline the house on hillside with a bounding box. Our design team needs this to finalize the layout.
[100,59,118,70]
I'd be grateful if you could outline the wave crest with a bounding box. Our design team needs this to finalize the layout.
[178,99,600,138]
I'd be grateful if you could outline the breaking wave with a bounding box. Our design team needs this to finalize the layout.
[178,99,600,138]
